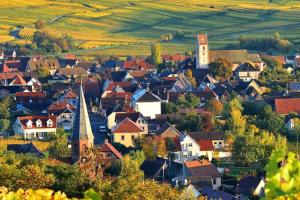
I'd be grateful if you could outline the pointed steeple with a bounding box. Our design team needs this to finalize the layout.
[71,83,94,163]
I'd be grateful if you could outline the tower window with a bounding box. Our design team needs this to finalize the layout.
[203,46,205,51]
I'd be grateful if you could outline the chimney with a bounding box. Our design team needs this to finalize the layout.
[104,139,108,143]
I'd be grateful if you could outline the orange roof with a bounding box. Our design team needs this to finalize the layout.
[123,59,155,70]
[185,160,211,168]
[275,98,300,115]
[129,70,148,77]
[100,141,122,159]
[197,140,214,151]
[105,81,133,92]
[198,34,208,45]
[162,54,187,62]
[112,117,144,133]
[18,115,57,129]
[11,75,26,85]
[106,92,132,100]
[0,73,23,79]
[48,101,75,111]
[63,90,77,99]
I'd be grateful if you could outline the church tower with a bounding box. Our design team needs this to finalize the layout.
[196,34,209,69]
[71,83,94,163]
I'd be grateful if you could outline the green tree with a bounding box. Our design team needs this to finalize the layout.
[161,102,179,114]
[205,99,223,115]
[255,105,284,134]
[150,43,162,65]
[49,128,70,158]
[209,57,233,80]
[265,150,300,199]
[0,119,10,132]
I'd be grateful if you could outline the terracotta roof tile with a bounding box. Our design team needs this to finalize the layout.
[18,115,57,129]
[275,98,300,115]
[197,140,214,151]
[99,141,122,159]
[112,117,144,133]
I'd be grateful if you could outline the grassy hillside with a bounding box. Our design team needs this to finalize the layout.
[1,0,300,56]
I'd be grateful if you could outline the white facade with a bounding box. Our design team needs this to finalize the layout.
[14,118,57,139]
[211,177,222,190]
[135,101,161,119]
[180,135,201,159]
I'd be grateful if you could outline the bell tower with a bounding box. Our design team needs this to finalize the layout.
[196,34,209,69]
[71,83,94,163]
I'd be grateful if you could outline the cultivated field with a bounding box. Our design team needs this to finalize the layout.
[1,0,300,55]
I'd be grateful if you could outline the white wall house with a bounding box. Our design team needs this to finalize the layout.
[132,89,161,119]
[13,116,57,139]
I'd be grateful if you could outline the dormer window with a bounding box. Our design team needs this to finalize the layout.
[26,120,32,128]
[47,119,53,127]
[36,119,42,128]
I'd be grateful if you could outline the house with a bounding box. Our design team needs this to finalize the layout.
[122,59,156,74]
[27,58,60,75]
[156,122,181,139]
[7,143,44,157]
[147,118,167,134]
[102,80,137,98]
[15,91,51,114]
[95,139,122,169]
[177,134,201,160]
[285,55,296,65]
[236,62,261,81]
[235,79,265,96]
[107,111,148,134]
[110,71,133,82]
[201,186,235,200]
[58,89,78,107]
[275,98,300,115]
[48,101,76,131]
[169,74,194,93]
[13,115,57,139]
[198,74,219,91]
[111,117,146,147]
[188,132,225,150]
[58,67,88,79]
[285,117,296,131]
[179,160,221,190]
[47,74,70,84]
[132,89,161,119]
[238,176,265,198]
[293,55,300,68]
[162,54,187,64]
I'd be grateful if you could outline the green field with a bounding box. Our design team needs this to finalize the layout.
[1,0,300,56]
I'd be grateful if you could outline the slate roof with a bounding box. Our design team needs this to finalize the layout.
[7,143,44,157]
[201,186,235,200]
[115,112,142,123]
[289,82,300,92]
[140,160,166,179]
[188,132,225,140]
[238,176,263,196]
[111,71,128,82]
[156,122,181,136]
[238,62,260,72]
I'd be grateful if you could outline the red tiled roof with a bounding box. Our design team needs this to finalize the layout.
[11,75,27,85]
[63,90,77,99]
[16,92,46,98]
[197,140,214,151]
[275,98,300,115]
[198,34,208,45]
[129,70,148,77]
[18,115,57,129]
[0,73,23,79]
[48,101,75,112]
[112,117,144,133]
[162,54,187,62]
[64,53,76,60]
[185,160,211,168]
[105,81,133,92]
[162,77,177,81]
[123,59,155,70]
[100,141,122,159]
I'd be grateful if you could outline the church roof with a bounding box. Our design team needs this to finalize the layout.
[198,34,208,45]
[71,84,94,145]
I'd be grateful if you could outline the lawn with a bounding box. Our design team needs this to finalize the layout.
[1,0,300,56]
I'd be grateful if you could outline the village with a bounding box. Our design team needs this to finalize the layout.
[0,33,299,199]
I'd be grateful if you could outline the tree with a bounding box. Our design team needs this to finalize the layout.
[161,102,179,114]
[150,43,162,65]
[209,57,233,80]
[49,128,70,158]
[205,99,223,115]
[138,137,167,159]
[227,109,246,136]
[265,150,300,199]
[177,112,201,132]
[178,93,200,109]
[185,69,196,87]
[255,105,284,134]
[0,119,10,132]
[34,20,45,29]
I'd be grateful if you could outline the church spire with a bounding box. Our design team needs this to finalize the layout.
[71,83,94,163]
